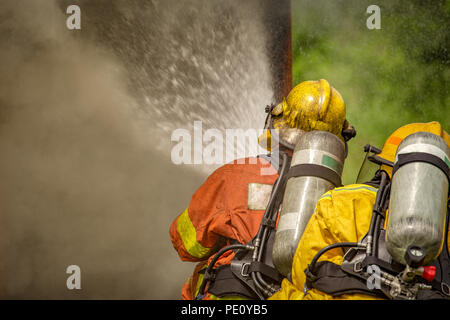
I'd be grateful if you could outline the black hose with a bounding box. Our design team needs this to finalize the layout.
[367,171,387,256]
[368,171,386,232]
[195,244,253,299]
[254,152,289,241]
[379,181,390,209]
[372,181,390,256]
[253,152,288,254]
[251,271,271,297]
[252,152,289,297]
[372,214,381,257]
[254,228,275,295]
[308,242,359,276]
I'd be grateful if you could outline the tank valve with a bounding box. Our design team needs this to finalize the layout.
[405,245,426,268]
[400,245,436,283]
[402,245,426,282]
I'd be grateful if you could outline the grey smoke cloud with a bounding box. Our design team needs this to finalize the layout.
[0,0,204,299]
[0,0,274,299]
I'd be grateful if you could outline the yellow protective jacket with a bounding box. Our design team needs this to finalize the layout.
[270,183,450,300]
[270,184,384,300]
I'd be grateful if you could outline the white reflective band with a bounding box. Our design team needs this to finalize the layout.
[276,211,298,233]
[397,143,449,164]
[292,149,343,174]
[247,183,273,210]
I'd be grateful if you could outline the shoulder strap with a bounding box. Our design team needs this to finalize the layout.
[207,265,260,299]
[286,163,342,187]
[208,230,284,300]
[305,260,385,298]
[393,152,450,189]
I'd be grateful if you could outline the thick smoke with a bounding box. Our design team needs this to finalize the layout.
[0,0,274,298]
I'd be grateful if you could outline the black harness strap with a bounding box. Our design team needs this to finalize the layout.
[248,261,284,283]
[207,265,259,299]
[286,163,342,187]
[393,152,450,187]
[306,206,450,300]
[305,261,385,298]
[207,247,284,299]
[360,255,403,274]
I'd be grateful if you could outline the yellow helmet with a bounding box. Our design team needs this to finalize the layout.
[259,79,355,150]
[378,121,450,177]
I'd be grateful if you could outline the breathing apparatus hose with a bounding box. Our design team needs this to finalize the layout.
[307,242,360,278]
[195,152,289,300]
[195,244,254,300]
[367,170,389,256]
[373,181,390,257]
[252,152,290,297]
[253,152,289,247]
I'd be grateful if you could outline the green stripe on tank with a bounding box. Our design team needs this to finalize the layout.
[445,156,450,168]
[321,154,342,173]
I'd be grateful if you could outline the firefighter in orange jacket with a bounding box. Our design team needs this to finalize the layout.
[169,79,356,300]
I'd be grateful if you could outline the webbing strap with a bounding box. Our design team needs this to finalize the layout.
[361,255,403,274]
[393,152,450,186]
[286,163,342,187]
[305,261,385,298]
[248,261,283,283]
[207,265,260,299]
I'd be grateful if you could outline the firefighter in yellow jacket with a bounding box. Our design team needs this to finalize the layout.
[270,121,450,300]
[169,79,356,300]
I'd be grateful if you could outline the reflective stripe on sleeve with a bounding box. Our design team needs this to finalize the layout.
[176,208,214,259]
[318,185,378,202]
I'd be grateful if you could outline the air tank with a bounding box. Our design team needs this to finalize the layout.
[272,131,345,276]
[386,132,450,266]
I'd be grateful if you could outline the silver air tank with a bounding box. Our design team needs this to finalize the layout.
[386,132,450,266]
[272,131,345,276]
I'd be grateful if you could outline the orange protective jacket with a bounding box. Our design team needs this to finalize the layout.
[169,156,279,300]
